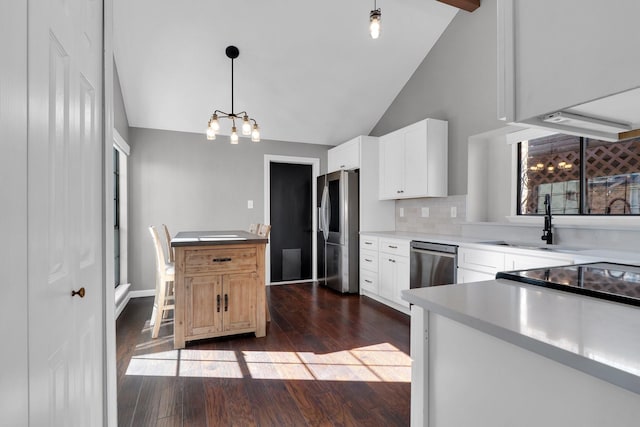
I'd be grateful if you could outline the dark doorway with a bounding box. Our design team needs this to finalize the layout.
[270,162,313,282]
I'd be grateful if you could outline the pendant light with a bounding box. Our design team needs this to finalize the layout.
[206,45,261,143]
[369,0,381,39]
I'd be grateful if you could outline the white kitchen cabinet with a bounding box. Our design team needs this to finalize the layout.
[378,238,410,309]
[328,137,360,173]
[359,234,410,314]
[457,246,505,277]
[330,136,395,232]
[379,254,410,309]
[504,252,573,271]
[378,119,448,200]
[457,267,495,284]
[458,244,575,282]
[498,0,640,140]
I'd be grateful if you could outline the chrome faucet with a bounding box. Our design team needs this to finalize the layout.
[541,194,553,245]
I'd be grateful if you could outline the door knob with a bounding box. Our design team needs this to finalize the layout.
[71,287,86,298]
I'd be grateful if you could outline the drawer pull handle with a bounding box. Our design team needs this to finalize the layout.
[388,258,396,263]
[388,245,397,249]
[217,294,221,312]
[224,294,229,312]
[365,259,373,262]
[365,279,373,283]
[365,242,372,245]
[212,257,232,263]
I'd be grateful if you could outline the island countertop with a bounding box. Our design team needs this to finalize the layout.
[402,279,640,395]
[171,230,268,247]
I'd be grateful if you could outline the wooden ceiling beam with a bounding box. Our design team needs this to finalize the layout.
[436,0,480,13]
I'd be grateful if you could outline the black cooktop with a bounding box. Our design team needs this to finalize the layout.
[496,262,640,307]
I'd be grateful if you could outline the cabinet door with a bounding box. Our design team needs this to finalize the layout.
[379,256,397,302]
[504,253,573,271]
[186,275,222,336]
[328,138,360,173]
[403,122,429,198]
[457,268,496,284]
[223,272,258,332]
[379,133,404,199]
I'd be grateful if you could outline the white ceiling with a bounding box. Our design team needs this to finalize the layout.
[114,1,458,146]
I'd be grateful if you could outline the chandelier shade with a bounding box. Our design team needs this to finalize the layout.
[206,45,260,143]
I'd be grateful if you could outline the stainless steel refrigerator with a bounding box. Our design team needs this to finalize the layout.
[317,170,359,293]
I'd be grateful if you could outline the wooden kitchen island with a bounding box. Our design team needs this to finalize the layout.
[171,230,268,349]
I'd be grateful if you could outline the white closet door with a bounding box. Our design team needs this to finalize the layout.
[27,0,104,425]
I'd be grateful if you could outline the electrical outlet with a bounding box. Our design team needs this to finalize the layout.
[450,206,457,218]
[399,207,405,217]
[421,207,430,217]
[247,200,253,209]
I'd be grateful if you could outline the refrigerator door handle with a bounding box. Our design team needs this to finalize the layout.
[321,185,329,241]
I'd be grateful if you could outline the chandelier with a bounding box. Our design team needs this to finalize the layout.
[369,0,381,39]
[206,45,260,143]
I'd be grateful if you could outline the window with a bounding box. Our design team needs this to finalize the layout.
[114,147,120,287]
[518,135,640,215]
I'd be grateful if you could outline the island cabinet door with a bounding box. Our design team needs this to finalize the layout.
[222,272,258,332]
[185,275,223,336]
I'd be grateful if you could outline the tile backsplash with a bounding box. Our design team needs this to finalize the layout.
[395,195,466,234]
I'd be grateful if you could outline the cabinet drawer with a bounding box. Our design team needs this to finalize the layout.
[360,235,379,251]
[360,270,378,294]
[184,247,257,275]
[360,249,379,273]
[379,238,410,256]
[458,246,505,275]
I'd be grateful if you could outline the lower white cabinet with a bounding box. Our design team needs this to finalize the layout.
[457,267,495,284]
[457,244,575,283]
[360,234,410,314]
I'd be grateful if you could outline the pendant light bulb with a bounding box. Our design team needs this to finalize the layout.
[370,8,381,39]
[230,126,239,144]
[251,124,261,142]
[242,115,252,136]
[211,114,220,132]
[206,126,216,140]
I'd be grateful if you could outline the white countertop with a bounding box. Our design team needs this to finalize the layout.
[402,279,640,395]
[361,230,640,265]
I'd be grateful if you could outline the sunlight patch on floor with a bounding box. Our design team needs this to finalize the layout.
[125,343,411,382]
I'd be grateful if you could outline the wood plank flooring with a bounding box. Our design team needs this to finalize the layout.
[117,283,411,426]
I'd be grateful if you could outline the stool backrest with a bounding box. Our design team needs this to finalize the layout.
[162,224,174,262]
[149,226,167,274]
[257,224,271,238]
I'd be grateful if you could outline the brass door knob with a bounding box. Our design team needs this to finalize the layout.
[71,287,86,298]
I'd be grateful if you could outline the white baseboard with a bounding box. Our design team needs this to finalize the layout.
[129,289,155,298]
[114,283,131,319]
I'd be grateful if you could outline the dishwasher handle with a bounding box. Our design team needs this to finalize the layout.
[410,241,458,254]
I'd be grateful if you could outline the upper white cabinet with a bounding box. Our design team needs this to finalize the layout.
[328,136,395,232]
[328,137,360,173]
[378,118,448,200]
[498,0,640,141]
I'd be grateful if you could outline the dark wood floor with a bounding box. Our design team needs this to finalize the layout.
[117,283,411,427]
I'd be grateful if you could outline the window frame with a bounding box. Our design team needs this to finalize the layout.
[516,135,640,217]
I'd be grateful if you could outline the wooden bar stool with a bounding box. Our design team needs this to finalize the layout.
[162,223,174,263]
[148,226,175,338]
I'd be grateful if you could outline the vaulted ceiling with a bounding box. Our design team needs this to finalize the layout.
[114,1,458,145]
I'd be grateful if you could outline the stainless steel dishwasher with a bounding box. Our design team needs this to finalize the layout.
[410,241,458,288]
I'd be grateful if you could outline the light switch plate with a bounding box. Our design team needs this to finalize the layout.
[399,207,405,217]
[450,206,457,218]
[421,207,430,217]
[248,200,254,209]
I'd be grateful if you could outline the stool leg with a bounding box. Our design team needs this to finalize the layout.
[152,276,167,339]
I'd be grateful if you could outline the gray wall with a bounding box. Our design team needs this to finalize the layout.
[113,60,129,141]
[128,127,330,292]
[371,0,503,196]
